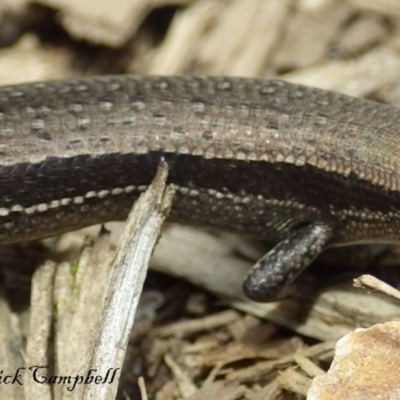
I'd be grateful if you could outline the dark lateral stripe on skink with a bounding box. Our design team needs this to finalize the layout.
[0,152,399,244]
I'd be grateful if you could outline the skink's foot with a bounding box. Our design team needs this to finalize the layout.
[243,222,333,302]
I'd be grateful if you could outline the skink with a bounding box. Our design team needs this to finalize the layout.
[1,75,399,301]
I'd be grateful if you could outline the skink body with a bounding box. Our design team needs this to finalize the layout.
[1,75,400,301]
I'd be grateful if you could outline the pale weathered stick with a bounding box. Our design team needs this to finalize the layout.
[80,161,174,400]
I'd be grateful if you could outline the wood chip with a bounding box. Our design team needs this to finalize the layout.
[35,0,156,46]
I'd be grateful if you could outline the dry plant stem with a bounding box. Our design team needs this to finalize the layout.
[294,355,326,378]
[353,274,400,301]
[82,161,173,400]
[138,376,148,400]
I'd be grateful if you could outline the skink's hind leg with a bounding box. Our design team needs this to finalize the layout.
[243,222,333,302]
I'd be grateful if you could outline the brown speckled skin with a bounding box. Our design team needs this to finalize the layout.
[0,75,400,246]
